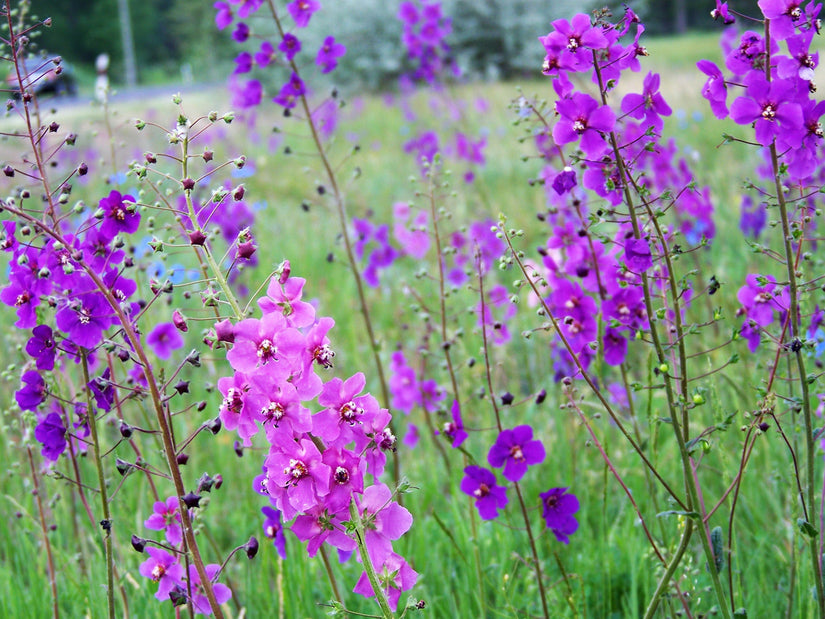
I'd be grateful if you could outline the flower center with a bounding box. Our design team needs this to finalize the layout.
[618,302,630,316]
[755,291,772,304]
[567,36,579,51]
[257,339,277,363]
[151,564,166,581]
[15,291,29,306]
[262,401,285,425]
[314,344,335,368]
[223,387,244,414]
[474,482,490,498]
[572,119,587,133]
[285,459,308,481]
[334,466,349,485]
[379,427,397,451]
[510,445,525,461]
[761,104,776,120]
[340,400,364,424]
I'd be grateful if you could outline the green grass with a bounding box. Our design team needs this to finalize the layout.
[1,29,823,619]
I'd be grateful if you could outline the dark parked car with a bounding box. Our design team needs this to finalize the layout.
[5,54,77,98]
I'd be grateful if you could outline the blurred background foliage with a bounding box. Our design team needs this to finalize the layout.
[34,0,761,89]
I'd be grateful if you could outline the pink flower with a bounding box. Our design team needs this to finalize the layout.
[144,496,183,546]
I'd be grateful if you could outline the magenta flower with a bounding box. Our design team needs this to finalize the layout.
[697,60,728,119]
[144,496,183,546]
[287,0,320,28]
[460,465,508,520]
[315,372,378,445]
[316,36,346,73]
[488,425,545,483]
[291,504,355,557]
[711,0,736,24]
[540,487,580,544]
[258,275,316,328]
[147,322,184,360]
[553,92,615,159]
[214,1,233,29]
[139,547,185,600]
[620,72,672,132]
[737,274,784,327]
[759,0,808,40]
[187,564,232,615]
[99,190,139,240]
[730,74,804,148]
[358,483,413,564]
[353,552,418,612]
[264,437,330,520]
[437,399,467,448]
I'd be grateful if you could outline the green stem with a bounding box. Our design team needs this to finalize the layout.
[643,520,693,619]
[349,500,395,619]
[80,352,116,619]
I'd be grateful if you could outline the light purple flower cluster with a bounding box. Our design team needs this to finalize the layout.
[216,0,347,113]
[398,0,453,84]
[528,9,715,377]
[215,263,416,609]
[700,1,824,180]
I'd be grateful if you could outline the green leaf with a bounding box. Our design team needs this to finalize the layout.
[711,526,725,573]
[797,518,819,538]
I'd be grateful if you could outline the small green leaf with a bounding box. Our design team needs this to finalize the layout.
[711,526,725,573]
[797,518,819,538]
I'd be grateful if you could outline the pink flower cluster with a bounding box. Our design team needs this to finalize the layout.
[216,262,416,609]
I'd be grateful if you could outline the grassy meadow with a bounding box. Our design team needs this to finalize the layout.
[0,29,821,619]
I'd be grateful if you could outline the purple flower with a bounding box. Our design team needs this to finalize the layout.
[620,72,672,132]
[187,564,232,614]
[460,465,508,520]
[551,167,577,195]
[261,505,287,560]
[16,370,46,411]
[316,36,346,74]
[34,411,66,462]
[229,77,262,110]
[233,51,253,74]
[697,60,728,119]
[759,0,809,40]
[232,22,249,42]
[287,0,321,28]
[26,325,56,371]
[139,547,185,601]
[144,496,183,546]
[437,399,467,448]
[353,552,417,612]
[624,237,653,273]
[602,327,627,366]
[553,92,615,159]
[711,1,736,24]
[99,190,139,241]
[278,33,301,62]
[147,322,185,360]
[730,74,804,148]
[487,425,545,482]
[540,487,580,544]
[214,1,233,29]
[737,274,786,327]
[273,72,306,109]
[740,195,766,239]
[357,483,413,564]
